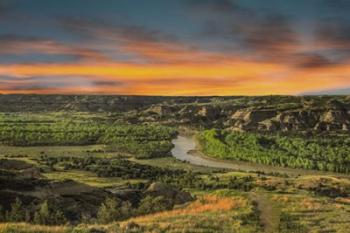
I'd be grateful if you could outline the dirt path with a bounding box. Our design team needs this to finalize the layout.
[249,192,281,233]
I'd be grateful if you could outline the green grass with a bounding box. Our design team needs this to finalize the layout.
[43,170,146,188]
[0,145,123,169]
[129,157,219,173]
[0,144,106,156]
[272,193,350,233]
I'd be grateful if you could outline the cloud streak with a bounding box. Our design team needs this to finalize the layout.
[0,34,109,62]
[58,18,226,64]
[0,58,350,95]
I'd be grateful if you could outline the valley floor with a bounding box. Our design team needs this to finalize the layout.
[0,110,349,233]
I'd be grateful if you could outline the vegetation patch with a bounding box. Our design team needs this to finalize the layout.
[198,129,350,173]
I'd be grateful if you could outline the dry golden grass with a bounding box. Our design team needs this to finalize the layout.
[0,195,253,233]
[335,197,350,205]
[0,223,69,233]
[299,198,322,210]
[256,177,284,186]
[121,195,247,226]
[272,194,323,211]
[295,175,350,190]
[271,194,291,203]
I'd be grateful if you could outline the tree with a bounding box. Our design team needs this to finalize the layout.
[52,210,66,225]
[120,201,132,219]
[34,200,67,225]
[97,197,122,224]
[80,213,93,224]
[137,196,173,215]
[6,198,25,222]
[0,205,4,222]
[25,210,31,222]
[34,200,50,225]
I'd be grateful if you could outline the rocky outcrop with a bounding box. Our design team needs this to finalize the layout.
[144,105,176,117]
[314,110,350,131]
[230,109,277,131]
[226,108,350,132]
[139,102,350,132]
[145,182,193,205]
[196,106,221,120]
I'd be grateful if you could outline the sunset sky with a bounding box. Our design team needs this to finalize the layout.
[1,0,350,95]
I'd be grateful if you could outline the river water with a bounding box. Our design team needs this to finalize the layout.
[171,135,246,169]
[171,135,350,177]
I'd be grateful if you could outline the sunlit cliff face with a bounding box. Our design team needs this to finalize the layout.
[0,0,350,95]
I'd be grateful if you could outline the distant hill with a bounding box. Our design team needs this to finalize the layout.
[0,94,350,133]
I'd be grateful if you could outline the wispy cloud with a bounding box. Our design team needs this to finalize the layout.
[301,86,350,95]
[0,34,109,62]
[0,75,124,94]
[57,17,245,65]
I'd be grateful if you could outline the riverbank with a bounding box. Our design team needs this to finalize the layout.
[171,135,350,178]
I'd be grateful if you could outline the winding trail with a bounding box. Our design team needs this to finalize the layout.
[249,192,281,233]
[171,135,350,178]
[171,135,284,232]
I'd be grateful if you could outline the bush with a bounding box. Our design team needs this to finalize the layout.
[97,197,132,224]
[33,200,67,225]
[5,198,25,222]
[137,196,173,215]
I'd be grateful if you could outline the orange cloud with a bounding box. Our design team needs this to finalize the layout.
[1,59,350,95]
[0,60,283,80]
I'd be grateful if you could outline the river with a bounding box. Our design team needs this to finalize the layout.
[171,135,350,177]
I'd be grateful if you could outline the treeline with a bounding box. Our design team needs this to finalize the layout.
[0,122,176,158]
[198,129,350,173]
[159,172,255,192]
[0,198,66,225]
[40,155,184,179]
[96,195,174,224]
[0,195,175,225]
[39,155,256,192]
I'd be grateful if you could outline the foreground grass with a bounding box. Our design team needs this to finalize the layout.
[1,188,349,233]
[272,193,350,233]
[0,223,70,233]
[0,194,262,233]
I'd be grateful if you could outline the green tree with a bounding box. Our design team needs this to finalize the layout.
[0,205,4,222]
[97,197,122,224]
[137,196,173,215]
[6,198,25,222]
[52,210,67,225]
[34,200,67,225]
[34,200,50,225]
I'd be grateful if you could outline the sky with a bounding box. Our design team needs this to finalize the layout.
[1,0,350,95]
